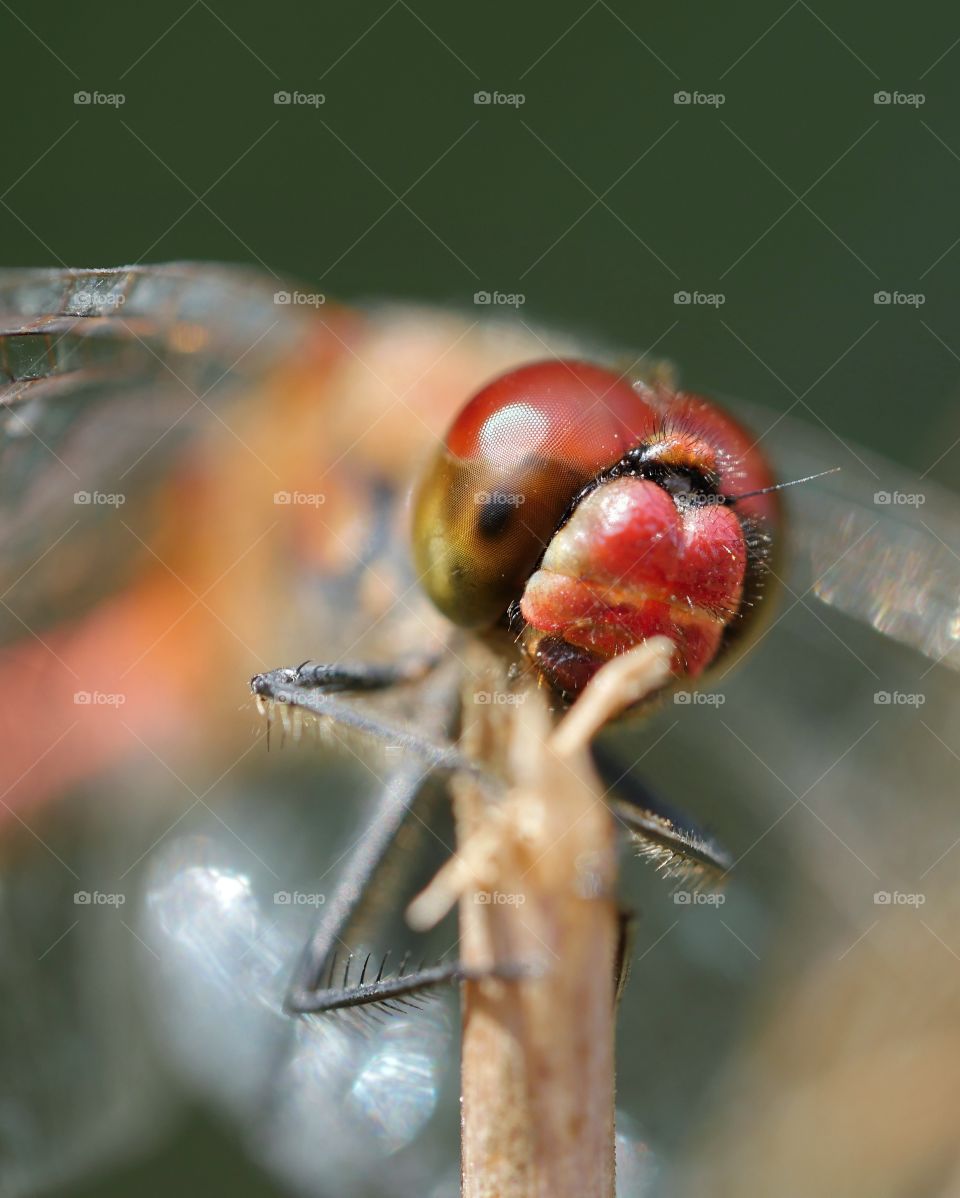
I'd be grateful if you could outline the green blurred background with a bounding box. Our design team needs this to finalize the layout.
[3,0,959,481]
[2,2,958,1195]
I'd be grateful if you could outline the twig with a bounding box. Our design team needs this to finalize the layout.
[449,638,674,1196]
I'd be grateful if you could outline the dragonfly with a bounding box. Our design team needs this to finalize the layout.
[1,263,959,1197]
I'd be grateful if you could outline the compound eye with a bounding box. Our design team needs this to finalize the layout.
[411,360,659,627]
[475,491,518,539]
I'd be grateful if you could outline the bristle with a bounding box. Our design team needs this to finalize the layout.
[631,829,727,890]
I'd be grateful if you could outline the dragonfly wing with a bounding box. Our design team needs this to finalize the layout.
[727,396,960,673]
[0,264,314,642]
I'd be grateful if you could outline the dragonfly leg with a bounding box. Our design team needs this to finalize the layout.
[286,954,505,1015]
[253,653,439,697]
[282,758,524,1016]
[590,741,732,888]
[282,754,442,1016]
[278,661,517,1017]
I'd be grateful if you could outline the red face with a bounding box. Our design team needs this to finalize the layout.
[412,359,778,701]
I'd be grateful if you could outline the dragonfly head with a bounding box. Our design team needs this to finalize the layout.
[411,359,780,703]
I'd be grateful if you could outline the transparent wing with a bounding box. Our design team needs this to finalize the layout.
[0,264,322,1195]
[0,264,313,642]
[727,395,960,673]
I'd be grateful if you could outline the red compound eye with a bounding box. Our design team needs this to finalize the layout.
[411,358,779,699]
[411,360,659,628]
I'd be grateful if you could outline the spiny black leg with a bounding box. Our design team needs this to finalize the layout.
[296,655,439,691]
[252,654,438,698]
[277,662,506,1018]
[282,749,523,1016]
[250,656,483,774]
[611,793,731,882]
[287,951,529,1015]
[257,656,525,1018]
[283,757,437,1014]
[288,957,471,1014]
[590,741,731,885]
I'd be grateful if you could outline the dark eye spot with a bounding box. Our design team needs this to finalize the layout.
[476,494,513,538]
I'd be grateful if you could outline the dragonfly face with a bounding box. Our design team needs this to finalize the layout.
[412,357,779,700]
[1,264,959,1197]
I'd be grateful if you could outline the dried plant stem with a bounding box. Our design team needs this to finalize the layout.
[453,640,673,1197]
